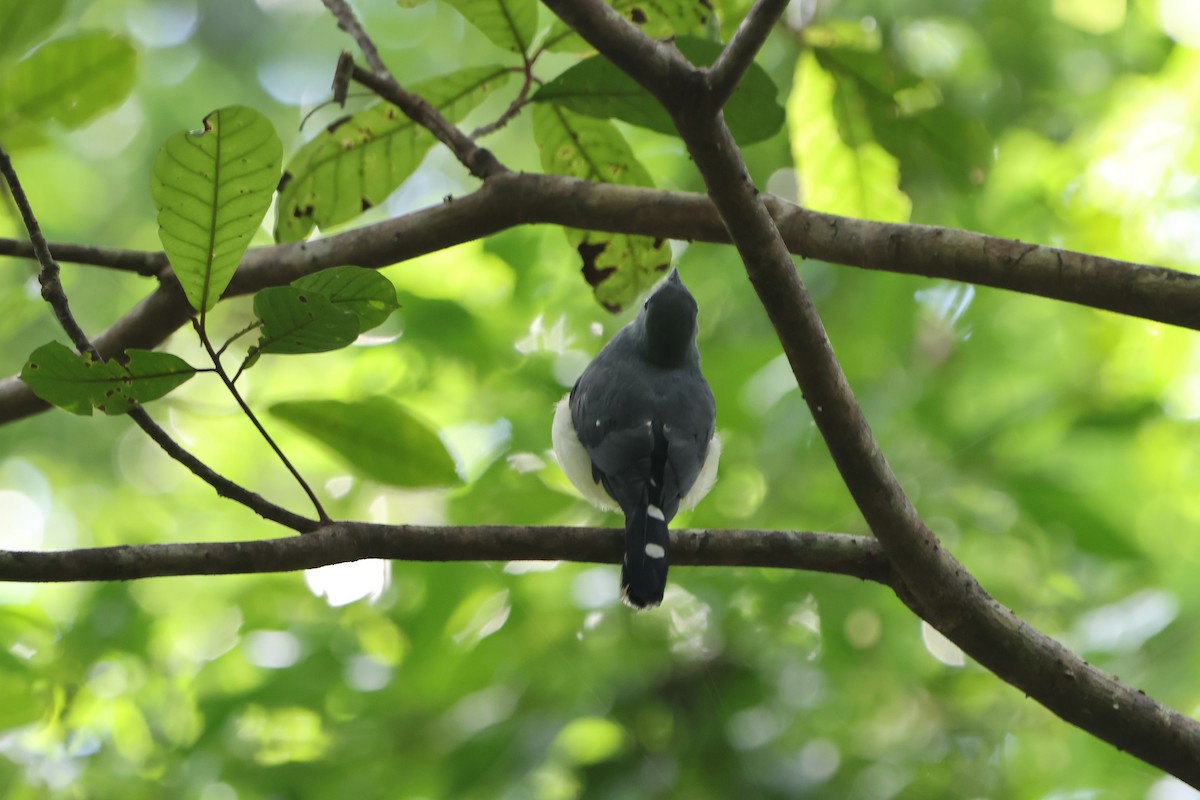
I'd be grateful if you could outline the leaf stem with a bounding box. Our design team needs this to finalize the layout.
[216,319,263,358]
[193,319,330,523]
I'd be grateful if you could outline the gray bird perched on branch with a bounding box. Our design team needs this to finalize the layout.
[552,270,720,609]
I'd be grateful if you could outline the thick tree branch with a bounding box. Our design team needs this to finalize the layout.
[707,0,790,108]
[4,175,1200,427]
[0,524,886,583]
[0,142,316,534]
[540,0,1200,786]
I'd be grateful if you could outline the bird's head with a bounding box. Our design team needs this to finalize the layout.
[635,269,699,367]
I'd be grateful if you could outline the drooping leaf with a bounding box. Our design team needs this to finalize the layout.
[250,286,361,356]
[20,342,196,416]
[544,0,709,52]
[0,0,67,63]
[814,46,992,192]
[787,51,911,222]
[269,397,459,488]
[0,32,136,132]
[275,66,510,243]
[291,266,399,334]
[533,36,785,145]
[151,105,282,313]
[532,104,669,311]
[443,0,537,54]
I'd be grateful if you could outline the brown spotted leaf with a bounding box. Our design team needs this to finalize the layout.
[20,342,196,416]
[274,66,509,243]
[532,104,669,311]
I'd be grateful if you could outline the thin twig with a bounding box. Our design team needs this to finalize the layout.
[0,141,317,533]
[347,62,507,179]
[215,319,262,359]
[470,65,536,140]
[194,320,330,523]
[0,523,888,583]
[707,0,790,109]
[319,0,507,179]
[321,0,389,75]
[0,238,167,276]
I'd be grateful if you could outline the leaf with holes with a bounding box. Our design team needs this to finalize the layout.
[20,342,196,416]
[250,286,361,357]
[534,36,785,145]
[275,66,509,243]
[532,104,669,311]
[270,397,459,488]
[0,31,135,132]
[443,0,537,54]
[292,266,399,333]
[152,105,282,313]
[544,0,709,52]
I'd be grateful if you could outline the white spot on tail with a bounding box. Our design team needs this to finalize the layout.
[647,504,665,521]
[644,543,666,559]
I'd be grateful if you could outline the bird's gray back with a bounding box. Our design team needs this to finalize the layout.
[570,329,715,517]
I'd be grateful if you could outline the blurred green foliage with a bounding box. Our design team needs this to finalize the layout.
[1,0,1200,798]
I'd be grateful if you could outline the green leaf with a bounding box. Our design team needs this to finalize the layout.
[553,717,626,765]
[269,397,459,488]
[151,105,283,313]
[533,36,785,145]
[0,32,136,131]
[0,669,42,729]
[1008,474,1144,561]
[532,104,669,311]
[20,342,196,416]
[250,286,361,356]
[544,0,709,52]
[813,46,992,192]
[275,66,510,243]
[443,0,537,54]
[787,51,911,222]
[292,266,399,333]
[0,0,66,63]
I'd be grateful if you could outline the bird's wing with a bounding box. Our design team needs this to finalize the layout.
[569,359,657,513]
[659,377,716,512]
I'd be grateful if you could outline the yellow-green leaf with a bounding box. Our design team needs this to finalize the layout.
[0,31,136,133]
[275,66,509,243]
[788,52,911,222]
[533,104,669,311]
[151,105,283,313]
[443,0,537,54]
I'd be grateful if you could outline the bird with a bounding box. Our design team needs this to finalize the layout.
[552,269,719,609]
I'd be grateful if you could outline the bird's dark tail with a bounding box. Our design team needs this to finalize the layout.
[621,501,670,609]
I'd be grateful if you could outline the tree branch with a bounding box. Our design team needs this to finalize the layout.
[0,142,316,534]
[0,524,887,583]
[0,238,166,276]
[539,0,1200,786]
[320,0,389,76]
[4,175,1199,427]
[707,0,790,108]
[320,0,506,179]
